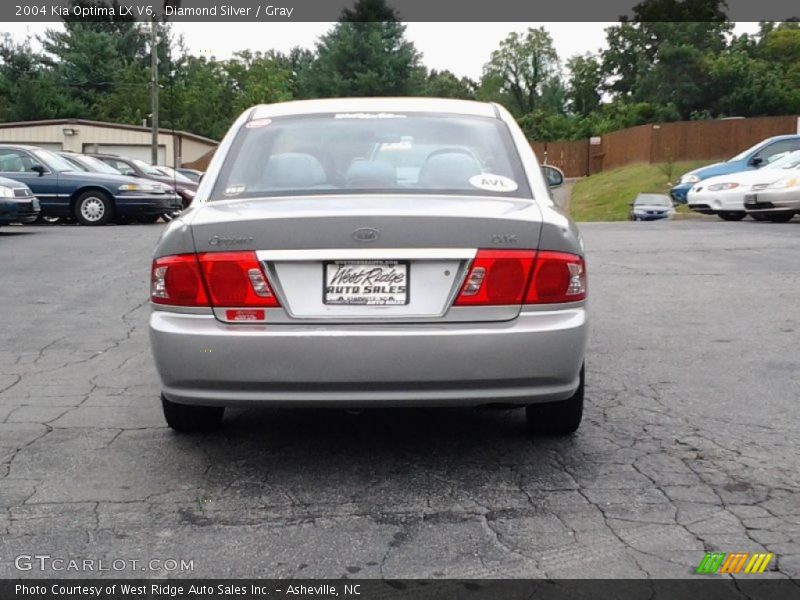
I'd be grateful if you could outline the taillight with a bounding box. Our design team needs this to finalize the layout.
[151,254,208,306]
[197,251,279,307]
[455,250,536,306]
[151,251,279,308]
[525,251,586,304]
[454,249,586,306]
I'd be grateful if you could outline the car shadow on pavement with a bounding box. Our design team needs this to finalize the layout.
[0,229,40,236]
[185,405,578,481]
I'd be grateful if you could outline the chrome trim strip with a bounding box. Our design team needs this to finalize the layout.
[150,303,214,315]
[257,248,477,261]
[260,259,472,322]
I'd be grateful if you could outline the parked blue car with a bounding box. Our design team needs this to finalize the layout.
[670,135,800,204]
[0,176,40,226]
[0,145,183,226]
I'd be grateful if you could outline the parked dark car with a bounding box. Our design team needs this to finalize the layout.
[58,151,182,224]
[88,153,197,208]
[0,145,182,226]
[629,193,676,221]
[175,167,203,183]
[0,175,40,226]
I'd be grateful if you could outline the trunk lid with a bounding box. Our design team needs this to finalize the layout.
[189,194,542,322]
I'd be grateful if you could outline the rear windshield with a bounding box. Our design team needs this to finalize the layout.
[74,155,122,175]
[210,113,531,200]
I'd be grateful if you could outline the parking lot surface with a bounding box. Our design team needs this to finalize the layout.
[1,220,798,578]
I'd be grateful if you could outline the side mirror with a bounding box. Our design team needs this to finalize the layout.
[749,156,764,168]
[541,165,564,189]
[30,164,46,176]
[198,173,204,183]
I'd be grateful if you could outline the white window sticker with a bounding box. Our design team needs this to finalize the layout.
[469,173,518,192]
[224,184,246,196]
[333,113,406,120]
[245,118,272,129]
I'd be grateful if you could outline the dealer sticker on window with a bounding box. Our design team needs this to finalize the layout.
[469,173,518,192]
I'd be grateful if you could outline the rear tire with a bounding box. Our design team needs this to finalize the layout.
[74,191,114,226]
[717,211,746,221]
[161,394,224,432]
[526,365,584,435]
[765,212,795,223]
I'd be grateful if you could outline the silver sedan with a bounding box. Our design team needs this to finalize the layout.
[149,98,588,434]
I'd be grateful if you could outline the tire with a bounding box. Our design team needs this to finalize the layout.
[526,364,584,435]
[136,214,160,224]
[35,214,62,225]
[750,212,768,221]
[765,212,795,223]
[161,394,224,433]
[73,190,114,226]
[717,211,746,222]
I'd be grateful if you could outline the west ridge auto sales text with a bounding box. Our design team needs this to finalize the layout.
[16,583,359,597]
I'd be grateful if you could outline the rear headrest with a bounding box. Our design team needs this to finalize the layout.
[418,152,482,188]
[346,159,396,188]
[263,153,327,188]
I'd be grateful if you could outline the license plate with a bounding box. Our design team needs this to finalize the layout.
[744,194,757,206]
[323,260,409,305]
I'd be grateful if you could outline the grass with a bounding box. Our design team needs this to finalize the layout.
[569,160,716,222]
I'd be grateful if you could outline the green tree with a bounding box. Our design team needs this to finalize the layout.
[478,27,561,116]
[418,70,475,99]
[223,50,293,113]
[566,54,602,116]
[601,0,732,116]
[304,0,422,97]
[0,35,76,120]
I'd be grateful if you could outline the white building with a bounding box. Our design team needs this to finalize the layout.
[0,118,218,167]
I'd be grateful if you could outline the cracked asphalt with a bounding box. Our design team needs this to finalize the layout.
[1,219,798,580]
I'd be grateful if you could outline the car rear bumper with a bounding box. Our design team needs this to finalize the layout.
[743,190,800,212]
[149,307,587,407]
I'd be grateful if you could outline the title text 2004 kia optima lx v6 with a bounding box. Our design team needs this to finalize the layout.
[149,98,588,435]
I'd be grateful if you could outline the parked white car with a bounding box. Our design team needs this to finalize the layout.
[687,150,800,221]
[743,174,800,222]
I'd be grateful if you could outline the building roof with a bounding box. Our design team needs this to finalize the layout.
[251,97,499,120]
[0,118,218,145]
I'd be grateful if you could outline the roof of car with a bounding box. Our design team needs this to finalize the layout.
[250,98,499,120]
[0,143,45,151]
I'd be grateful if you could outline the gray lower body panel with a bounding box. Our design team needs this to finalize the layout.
[149,308,587,407]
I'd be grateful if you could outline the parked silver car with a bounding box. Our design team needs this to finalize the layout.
[743,174,800,222]
[149,98,588,434]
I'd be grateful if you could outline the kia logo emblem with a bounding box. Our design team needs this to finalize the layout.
[352,227,380,243]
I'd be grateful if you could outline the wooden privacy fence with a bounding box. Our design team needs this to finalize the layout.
[532,115,800,178]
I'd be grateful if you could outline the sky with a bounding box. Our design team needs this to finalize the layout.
[4,22,761,80]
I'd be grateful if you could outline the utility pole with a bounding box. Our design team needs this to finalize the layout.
[150,19,159,165]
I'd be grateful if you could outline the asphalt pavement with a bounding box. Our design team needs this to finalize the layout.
[0,219,798,579]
